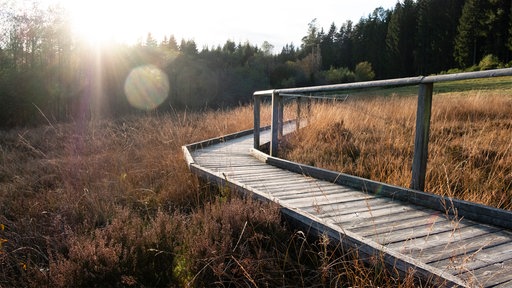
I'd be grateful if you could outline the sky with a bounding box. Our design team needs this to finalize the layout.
[38,0,399,52]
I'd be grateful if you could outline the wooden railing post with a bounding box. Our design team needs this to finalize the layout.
[253,94,261,149]
[270,91,280,157]
[411,82,433,191]
[296,97,301,131]
[278,93,284,138]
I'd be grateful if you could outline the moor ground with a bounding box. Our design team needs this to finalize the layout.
[1,82,511,287]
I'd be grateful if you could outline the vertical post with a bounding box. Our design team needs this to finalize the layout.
[296,97,301,131]
[253,94,261,149]
[411,82,433,191]
[270,91,280,157]
[307,97,312,120]
[278,94,284,138]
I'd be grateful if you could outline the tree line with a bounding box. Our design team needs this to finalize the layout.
[1,0,511,128]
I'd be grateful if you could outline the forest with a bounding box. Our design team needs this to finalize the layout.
[1,0,512,128]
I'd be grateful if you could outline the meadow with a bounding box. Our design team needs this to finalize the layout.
[0,77,510,287]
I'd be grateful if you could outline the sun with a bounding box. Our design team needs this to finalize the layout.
[63,0,147,46]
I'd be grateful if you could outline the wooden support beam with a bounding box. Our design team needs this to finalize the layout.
[270,92,280,156]
[278,93,284,139]
[296,97,301,131]
[411,83,433,191]
[253,95,261,149]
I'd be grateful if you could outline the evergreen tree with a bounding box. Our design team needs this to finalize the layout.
[454,0,483,68]
[320,22,337,70]
[507,2,512,58]
[168,35,179,51]
[416,0,464,74]
[481,0,511,62]
[145,32,157,47]
[335,20,354,70]
[354,8,390,78]
[278,43,297,62]
[180,39,198,55]
[385,0,418,77]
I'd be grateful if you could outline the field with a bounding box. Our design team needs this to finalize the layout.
[0,77,511,287]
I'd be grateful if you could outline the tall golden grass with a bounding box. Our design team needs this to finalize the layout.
[2,88,508,287]
[281,90,512,210]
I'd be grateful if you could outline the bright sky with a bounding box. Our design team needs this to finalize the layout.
[41,0,399,52]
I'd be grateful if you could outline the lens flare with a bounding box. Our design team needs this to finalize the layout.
[124,65,170,110]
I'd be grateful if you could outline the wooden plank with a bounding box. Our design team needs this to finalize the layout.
[353,214,449,236]
[336,203,435,223]
[262,186,356,200]
[289,193,381,211]
[321,204,413,228]
[458,260,512,287]
[240,179,322,191]
[349,205,447,226]
[387,224,502,253]
[368,219,477,245]
[293,195,396,213]
[324,202,420,223]
[281,193,380,209]
[417,231,512,264]
[344,209,440,231]
[225,169,285,177]
[276,186,363,200]
[494,279,512,288]
[430,241,512,275]
[228,171,300,182]
[223,165,282,172]
[244,180,338,193]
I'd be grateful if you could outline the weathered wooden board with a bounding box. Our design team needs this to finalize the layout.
[387,224,502,253]
[458,258,512,287]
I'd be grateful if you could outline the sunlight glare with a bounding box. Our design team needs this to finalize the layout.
[124,65,170,111]
[65,0,149,46]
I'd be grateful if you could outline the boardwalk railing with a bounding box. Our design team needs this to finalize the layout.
[253,68,512,192]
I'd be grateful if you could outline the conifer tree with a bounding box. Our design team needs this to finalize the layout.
[454,0,482,67]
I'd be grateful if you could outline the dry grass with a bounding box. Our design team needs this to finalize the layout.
[281,89,512,210]
[2,89,509,287]
[0,104,419,287]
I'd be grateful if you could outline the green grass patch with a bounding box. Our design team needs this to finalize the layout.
[325,76,512,99]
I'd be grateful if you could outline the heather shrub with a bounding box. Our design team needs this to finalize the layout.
[48,208,182,287]
[178,195,288,286]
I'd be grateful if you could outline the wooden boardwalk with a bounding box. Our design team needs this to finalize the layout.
[183,124,512,287]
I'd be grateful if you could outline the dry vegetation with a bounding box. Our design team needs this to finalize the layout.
[281,89,512,210]
[0,105,418,287]
[2,85,509,287]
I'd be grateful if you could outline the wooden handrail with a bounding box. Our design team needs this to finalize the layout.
[253,68,512,192]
